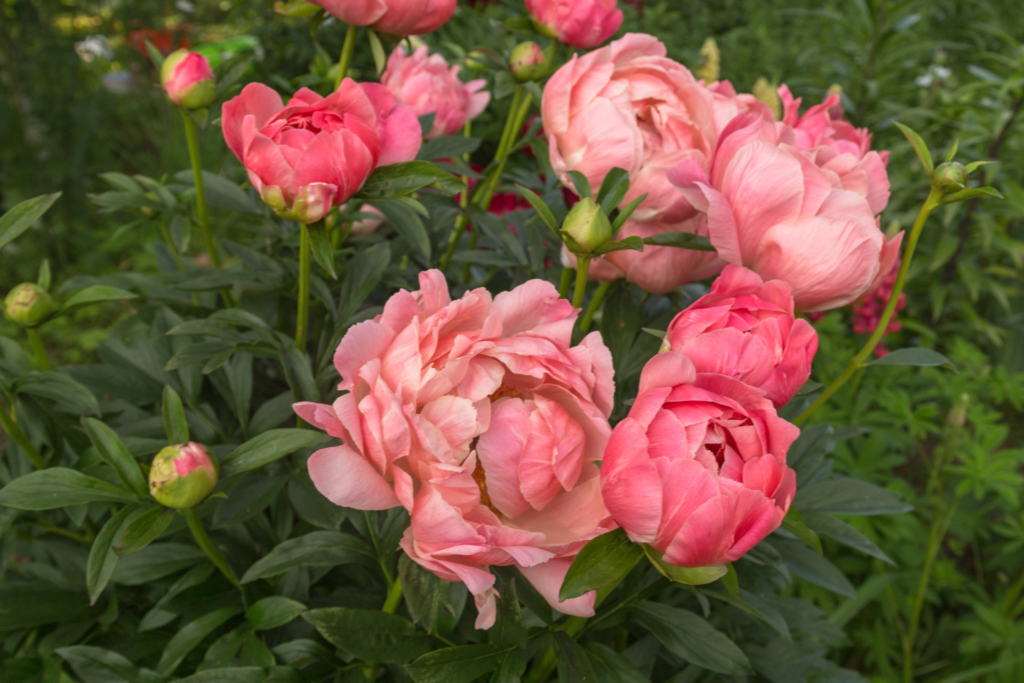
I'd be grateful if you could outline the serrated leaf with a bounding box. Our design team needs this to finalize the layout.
[560,528,643,602]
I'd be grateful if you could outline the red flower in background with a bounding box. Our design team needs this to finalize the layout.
[852,261,905,357]
[129,28,191,62]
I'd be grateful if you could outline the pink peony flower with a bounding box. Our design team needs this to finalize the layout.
[669,114,902,311]
[601,351,798,568]
[160,49,216,109]
[310,0,457,37]
[381,45,490,140]
[222,80,421,224]
[560,217,724,294]
[664,264,818,407]
[348,204,386,236]
[294,271,616,627]
[526,0,623,49]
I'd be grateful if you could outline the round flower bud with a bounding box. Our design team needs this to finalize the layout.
[933,162,967,191]
[161,49,216,110]
[3,284,55,327]
[510,41,547,82]
[149,443,218,509]
[562,197,612,253]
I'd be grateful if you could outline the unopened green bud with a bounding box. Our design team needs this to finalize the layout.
[933,162,967,191]
[4,284,55,327]
[562,197,612,253]
[510,42,547,82]
[149,443,218,509]
[465,50,489,73]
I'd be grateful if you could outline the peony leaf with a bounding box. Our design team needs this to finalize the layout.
[560,527,644,602]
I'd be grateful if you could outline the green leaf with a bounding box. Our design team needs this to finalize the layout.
[158,606,242,674]
[82,418,150,497]
[55,645,141,683]
[176,667,300,683]
[722,563,740,600]
[59,286,137,315]
[359,161,465,198]
[144,40,164,68]
[632,603,753,675]
[894,121,934,173]
[567,171,593,199]
[0,468,138,510]
[303,607,439,663]
[370,199,431,260]
[337,241,390,323]
[555,632,598,683]
[642,544,728,585]
[12,371,100,415]
[368,29,387,75]
[584,643,652,683]
[174,170,261,214]
[308,222,336,279]
[941,186,1003,204]
[162,385,190,444]
[866,347,956,370]
[515,185,560,237]
[246,596,308,631]
[37,259,51,290]
[592,236,645,255]
[773,537,857,597]
[610,193,647,233]
[399,553,445,634]
[597,168,631,215]
[418,135,481,162]
[642,231,717,251]
[111,542,206,586]
[781,508,822,556]
[220,429,332,478]
[699,587,791,640]
[241,531,375,583]
[492,579,527,650]
[802,511,895,565]
[114,506,173,557]
[0,192,61,251]
[86,506,138,605]
[795,477,913,516]
[560,528,644,602]
[406,644,510,683]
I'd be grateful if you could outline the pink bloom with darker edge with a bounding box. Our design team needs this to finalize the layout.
[222,80,421,224]
[294,271,615,628]
[600,352,798,569]
[161,50,215,109]
[382,45,490,140]
[310,0,456,36]
[526,0,623,49]
[665,264,818,408]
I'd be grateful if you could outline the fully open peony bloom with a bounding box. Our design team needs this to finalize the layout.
[561,217,724,294]
[664,264,818,407]
[669,114,902,311]
[294,271,615,627]
[601,352,798,568]
[542,33,723,225]
[310,0,456,37]
[382,45,490,139]
[222,80,421,224]
[526,0,623,49]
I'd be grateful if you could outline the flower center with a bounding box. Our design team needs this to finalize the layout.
[472,458,501,517]
[488,383,524,402]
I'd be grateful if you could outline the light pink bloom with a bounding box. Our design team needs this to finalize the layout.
[160,50,215,109]
[382,45,490,140]
[310,0,456,36]
[526,0,623,49]
[561,217,724,294]
[706,80,774,132]
[542,34,722,225]
[601,352,798,568]
[222,80,421,224]
[294,271,615,627]
[669,114,902,311]
[780,85,891,215]
[665,264,818,407]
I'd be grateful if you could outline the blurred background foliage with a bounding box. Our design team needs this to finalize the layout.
[2,0,1024,680]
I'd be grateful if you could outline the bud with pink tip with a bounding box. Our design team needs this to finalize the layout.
[4,284,55,328]
[510,41,547,82]
[161,49,216,110]
[149,443,218,509]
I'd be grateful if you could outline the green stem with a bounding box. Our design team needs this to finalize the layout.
[439,122,474,272]
[579,281,611,333]
[25,328,51,371]
[795,186,943,426]
[558,266,573,299]
[382,578,403,614]
[334,24,359,90]
[182,112,220,269]
[158,220,201,307]
[296,222,312,351]
[183,507,241,590]
[572,257,591,309]
[0,399,45,469]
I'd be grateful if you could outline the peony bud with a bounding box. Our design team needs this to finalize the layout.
[695,37,720,84]
[3,284,55,327]
[510,41,547,82]
[149,443,218,509]
[933,162,967,191]
[464,50,489,72]
[562,197,612,253]
[161,49,216,110]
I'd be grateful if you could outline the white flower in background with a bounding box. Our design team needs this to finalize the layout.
[176,0,196,12]
[74,35,112,63]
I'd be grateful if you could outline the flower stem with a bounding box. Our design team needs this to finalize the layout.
[579,281,611,333]
[25,328,51,371]
[794,185,943,426]
[572,257,591,309]
[0,398,45,469]
[334,24,359,90]
[183,507,241,590]
[382,578,403,614]
[158,219,201,307]
[439,121,474,272]
[296,222,312,351]
[558,266,573,299]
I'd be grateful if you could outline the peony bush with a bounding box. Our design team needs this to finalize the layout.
[0,1,1005,682]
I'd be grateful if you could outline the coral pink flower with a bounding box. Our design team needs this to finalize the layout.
[601,351,798,568]
[780,85,891,215]
[706,80,774,132]
[542,34,722,225]
[310,0,457,37]
[664,264,818,407]
[561,217,724,294]
[160,49,215,109]
[222,81,421,224]
[382,45,490,140]
[294,271,615,627]
[669,114,902,311]
[526,0,623,49]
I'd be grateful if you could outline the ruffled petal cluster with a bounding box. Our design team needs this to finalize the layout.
[311,0,457,37]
